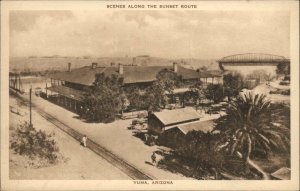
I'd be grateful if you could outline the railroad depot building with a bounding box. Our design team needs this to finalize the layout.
[47,63,220,114]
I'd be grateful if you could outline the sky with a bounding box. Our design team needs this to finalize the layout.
[10,10,290,59]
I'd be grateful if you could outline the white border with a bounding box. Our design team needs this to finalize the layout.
[1,1,299,190]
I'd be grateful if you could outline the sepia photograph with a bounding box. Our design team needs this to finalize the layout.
[1,1,299,190]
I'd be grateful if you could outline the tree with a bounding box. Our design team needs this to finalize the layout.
[204,84,224,103]
[198,66,208,71]
[214,93,290,179]
[120,93,130,115]
[144,81,168,112]
[223,72,244,99]
[276,62,290,75]
[83,73,125,122]
[177,131,223,167]
[160,130,224,179]
[187,81,205,107]
[156,68,182,92]
[125,87,148,110]
[144,69,182,111]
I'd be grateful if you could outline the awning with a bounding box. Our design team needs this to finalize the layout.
[199,71,222,78]
[165,88,191,95]
[164,119,215,134]
[47,85,85,102]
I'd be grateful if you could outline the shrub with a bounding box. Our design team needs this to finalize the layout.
[276,62,290,76]
[246,70,273,83]
[132,119,143,125]
[283,75,290,81]
[204,84,225,103]
[10,122,61,167]
[269,89,290,95]
[158,131,224,179]
[279,81,290,86]
[223,72,244,98]
[125,87,149,111]
[281,89,290,95]
[176,131,224,167]
[137,112,147,118]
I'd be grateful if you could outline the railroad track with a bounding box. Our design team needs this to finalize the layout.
[11,91,154,180]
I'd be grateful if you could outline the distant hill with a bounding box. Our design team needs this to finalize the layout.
[9,56,220,72]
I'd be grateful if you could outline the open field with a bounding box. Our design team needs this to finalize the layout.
[224,65,277,76]
[243,80,290,103]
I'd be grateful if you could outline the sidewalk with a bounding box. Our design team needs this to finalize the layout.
[27,94,192,180]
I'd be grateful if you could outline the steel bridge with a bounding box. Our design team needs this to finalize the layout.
[218,53,290,64]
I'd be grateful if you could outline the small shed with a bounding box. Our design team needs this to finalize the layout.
[152,112,216,148]
[148,107,201,134]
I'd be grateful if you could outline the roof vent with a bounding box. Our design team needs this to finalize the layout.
[173,62,178,73]
[119,63,124,75]
[68,63,71,72]
[92,63,97,69]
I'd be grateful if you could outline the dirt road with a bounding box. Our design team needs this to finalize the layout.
[9,96,131,180]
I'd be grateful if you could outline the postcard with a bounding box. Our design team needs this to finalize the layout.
[1,0,299,190]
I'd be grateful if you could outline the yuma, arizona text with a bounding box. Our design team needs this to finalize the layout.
[133,181,173,184]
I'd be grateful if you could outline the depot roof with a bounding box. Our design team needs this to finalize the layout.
[48,65,201,86]
[47,85,85,101]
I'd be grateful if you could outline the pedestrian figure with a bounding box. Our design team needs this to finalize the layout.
[151,152,156,165]
[82,135,87,147]
[144,134,148,142]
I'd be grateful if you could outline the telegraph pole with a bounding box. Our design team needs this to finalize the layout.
[46,83,48,98]
[29,86,33,127]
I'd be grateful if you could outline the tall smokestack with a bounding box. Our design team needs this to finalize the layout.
[173,62,178,73]
[68,63,71,72]
[118,63,124,75]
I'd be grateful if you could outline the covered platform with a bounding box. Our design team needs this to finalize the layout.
[47,85,85,114]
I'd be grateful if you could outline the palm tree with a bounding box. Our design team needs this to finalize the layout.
[214,93,290,179]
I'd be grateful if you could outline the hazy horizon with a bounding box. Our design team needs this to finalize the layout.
[10,10,290,59]
[9,55,220,60]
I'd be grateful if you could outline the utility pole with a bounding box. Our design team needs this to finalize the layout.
[29,86,33,127]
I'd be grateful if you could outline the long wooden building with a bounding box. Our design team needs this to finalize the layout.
[47,62,220,113]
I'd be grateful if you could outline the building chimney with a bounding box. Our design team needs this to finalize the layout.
[118,63,124,75]
[92,62,97,69]
[68,63,71,72]
[173,62,178,73]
